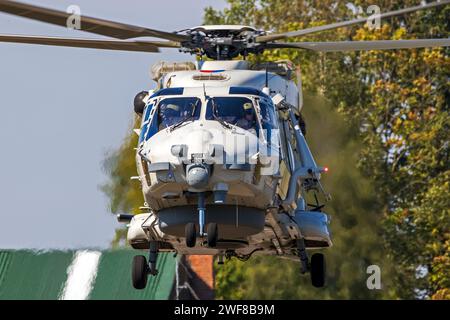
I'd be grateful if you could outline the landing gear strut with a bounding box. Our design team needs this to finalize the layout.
[198,192,206,236]
[297,238,309,274]
[148,241,159,276]
[184,192,219,248]
[131,241,159,290]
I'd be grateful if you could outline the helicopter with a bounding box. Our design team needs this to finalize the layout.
[0,0,448,290]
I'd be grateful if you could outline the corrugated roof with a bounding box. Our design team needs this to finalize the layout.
[0,250,176,300]
[90,250,176,300]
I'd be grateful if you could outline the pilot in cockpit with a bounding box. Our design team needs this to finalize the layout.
[159,103,180,129]
[235,102,256,130]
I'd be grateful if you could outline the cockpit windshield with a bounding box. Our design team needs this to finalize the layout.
[206,97,257,131]
[140,97,200,142]
[157,97,201,131]
[139,95,278,144]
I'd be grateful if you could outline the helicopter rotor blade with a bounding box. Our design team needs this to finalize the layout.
[256,0,450,42]
[265,39,450,52]
[0,34,181,52]
[0,0,189,42]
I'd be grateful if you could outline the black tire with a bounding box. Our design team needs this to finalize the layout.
[132,255,148,290]
[310,253,326,288]
[185,222,197,248]
[207,223,218,247]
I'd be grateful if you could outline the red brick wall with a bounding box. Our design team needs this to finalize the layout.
[186,255,214,299]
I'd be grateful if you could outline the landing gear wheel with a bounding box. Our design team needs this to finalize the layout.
[185,222,197,248]
[132,255,148,289]
[310,253,326,288]
[207,223,218,247]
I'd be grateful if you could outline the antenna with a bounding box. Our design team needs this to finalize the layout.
[262,63,270,96]
[265,63,269,88]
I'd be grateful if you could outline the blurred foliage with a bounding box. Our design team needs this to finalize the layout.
[101,117,142,248]
[204,0,449,299]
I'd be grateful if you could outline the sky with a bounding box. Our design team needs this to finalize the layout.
[0,0,226,249]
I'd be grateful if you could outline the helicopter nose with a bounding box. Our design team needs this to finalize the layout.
[186,164,210,189]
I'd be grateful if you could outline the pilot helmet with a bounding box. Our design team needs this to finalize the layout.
[163,104,180,115]
[243,102,253,115]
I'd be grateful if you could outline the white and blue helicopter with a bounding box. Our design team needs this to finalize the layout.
[0,0,448,289]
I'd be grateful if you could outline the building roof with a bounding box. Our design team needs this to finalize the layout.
[0,249,176,300]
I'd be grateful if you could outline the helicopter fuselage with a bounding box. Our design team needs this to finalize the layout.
[128,60,331,258]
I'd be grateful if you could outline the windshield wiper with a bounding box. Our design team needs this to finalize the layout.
[211,98,233,130]
[170,115,195,132]
[169,101,199,132]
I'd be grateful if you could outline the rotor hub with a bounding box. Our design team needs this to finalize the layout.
[181,26,266,60]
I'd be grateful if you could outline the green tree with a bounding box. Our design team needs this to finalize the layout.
[101,117,143,248]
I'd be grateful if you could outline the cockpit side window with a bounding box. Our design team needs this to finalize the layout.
[139,103,154,144]
[205,97,257,131]
[258,98,278,130]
